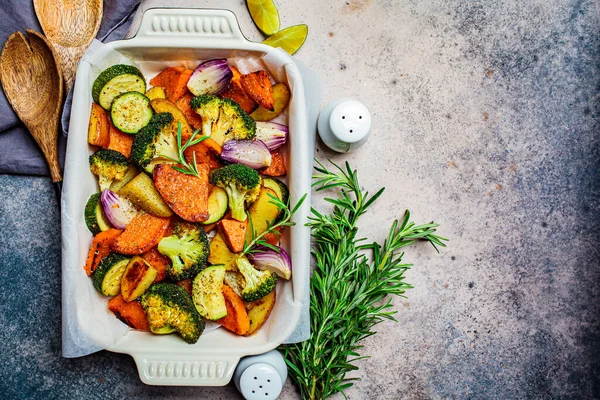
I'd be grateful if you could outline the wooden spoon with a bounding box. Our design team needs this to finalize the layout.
[33,0,103,92]
[0,29,64,200]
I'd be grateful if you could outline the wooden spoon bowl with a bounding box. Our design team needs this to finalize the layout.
[34,0,103,92]
[0,29,64,186]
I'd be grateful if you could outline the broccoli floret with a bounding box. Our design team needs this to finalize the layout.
[130,112,177,174]
[235,256,277,302]
[157,222,209,281]
[190,94,256,145]
[140,283,205,344]
[209,164,261,221]
[89,149,129,190]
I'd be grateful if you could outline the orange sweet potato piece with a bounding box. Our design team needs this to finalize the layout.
[149,67,194,103]
[221,79,257,114]
[218,218,248,253]
[141,247,170,282]
[218,285,250,335]
[240,70,274,111]
[84,228,122,276]
[184,141,223,170]
[261,149,286,177]
[107,121,134,158]
[153,163,210,222]
[88,103,110,147]
[263,227,283,246]
[176,92,203,130]
[108,294,150,331]
[111,213,170,255]
[176,279,193,296]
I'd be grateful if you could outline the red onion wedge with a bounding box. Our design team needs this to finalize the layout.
[248,245,292,280]
[100,189,138,230]
[221,139,272,169]
[187,59,233,96]
[255,122,288,151]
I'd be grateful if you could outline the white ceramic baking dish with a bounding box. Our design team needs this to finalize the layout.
[63,8,310,386]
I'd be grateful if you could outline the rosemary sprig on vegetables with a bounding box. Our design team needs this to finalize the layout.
[159,122,209,177]
[283,160,447,400]
[242,193,307,256]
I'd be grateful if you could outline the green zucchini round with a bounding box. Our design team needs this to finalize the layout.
[110,92,153,134]
[262,177,289,222]
[192,264,227,320]
[92,253,131,296]
[92,64,146,110]
[202,187,228,225]
[84,192,111,235]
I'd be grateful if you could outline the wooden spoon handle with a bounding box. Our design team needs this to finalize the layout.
[33,124,62,183]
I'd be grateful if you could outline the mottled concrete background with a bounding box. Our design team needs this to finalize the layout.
[1,0,599,399]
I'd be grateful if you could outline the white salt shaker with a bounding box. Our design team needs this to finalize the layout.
[317,99,372,152]
[234,350,288,400]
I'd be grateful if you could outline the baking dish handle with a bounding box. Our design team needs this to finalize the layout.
[130,352,240,386]
[133,8,248,43]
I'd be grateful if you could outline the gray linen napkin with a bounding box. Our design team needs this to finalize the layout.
[0,1,140,176]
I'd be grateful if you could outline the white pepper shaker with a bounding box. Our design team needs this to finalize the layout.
[317,99,372,152]
[234,350,288,400]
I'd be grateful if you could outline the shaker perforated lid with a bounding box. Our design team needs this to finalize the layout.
[238,363,283,400]
[328,99,371,144]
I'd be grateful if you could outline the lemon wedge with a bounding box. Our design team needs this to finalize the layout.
[262,24,308,55]
[246,0,281,36]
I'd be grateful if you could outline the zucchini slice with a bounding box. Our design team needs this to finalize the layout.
[84,192,111,235]
[92,64,146,110]
[92,253,131,296]
[110,92,153,134]
[192,264,227,320]
[203,187,228,225]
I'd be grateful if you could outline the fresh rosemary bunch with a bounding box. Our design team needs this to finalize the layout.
[160,122,209,177]
[282,160,447,400]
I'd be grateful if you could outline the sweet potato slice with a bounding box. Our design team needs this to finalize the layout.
[111,213,170,255]
[221,79,257,114]
[219,218,248,253]
[149,67,194,103]
[107,121,134,158]
[184,141,223,170]
[108,294,150,331]
[88,103,110,147]
[218,285,250,335]
[153,163,210,222]
[84,228,122,276]
[261,149,286,177]
[175,92,203,130]
[240,70,274,111]
[141,247,170,282]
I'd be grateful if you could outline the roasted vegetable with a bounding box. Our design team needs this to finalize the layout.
[220,139,272,169]
[111,213,170,255]
[121,256,158,302]
[157,222,210,281]
[108,294,150,331]
[218,218,248,254]
[110,91,154,134]
[89,149,130,191]
[192,264,227,320]
[209,233,239,271]
[118,172,173,217]
[149,67,194,102]
[218,285,250,335]
[84,192,111,235]
[130,112,177,174]
[88,103,110,147]
[245,289,276,336]
[261,148,286,177]
[240,70,274,111]
[250,82,290,121]
[255,121,288,151]
[92,252,131,296]
[236,255,278,302]
[92,64,146,110]
[100,189,138,230]
[248,245,292,280]
[245,187,280,243]
[187,59,232,96]
[140,282,205,344]
[190,94,256,146]
[209,163,261,222]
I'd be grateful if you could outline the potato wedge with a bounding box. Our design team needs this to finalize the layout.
[209,233,239,271]
[109,164,138,193]
[121,256,158,302]
[245,187,280,244]
[150,98,193,137]
[118,172,173,217]
[250,83,290,121]
[145,86,166,100]
[244,289,276,336]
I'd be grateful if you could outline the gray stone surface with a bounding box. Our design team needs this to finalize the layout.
[1,0,599,398]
